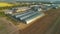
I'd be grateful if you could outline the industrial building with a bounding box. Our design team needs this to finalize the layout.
[30,5,42,11]
[4,5,45,24]
[5,4,60,24]
[12,9,45,24]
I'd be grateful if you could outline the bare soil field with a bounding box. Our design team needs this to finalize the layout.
[0,17,20,34]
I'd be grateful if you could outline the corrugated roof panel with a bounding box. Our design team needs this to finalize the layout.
[14,10,34,18]
[23,12,44,24]
[19,11,40,20]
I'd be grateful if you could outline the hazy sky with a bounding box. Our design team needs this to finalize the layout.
[0,0,59,1]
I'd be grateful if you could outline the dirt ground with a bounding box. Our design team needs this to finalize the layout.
[0,17,20,34]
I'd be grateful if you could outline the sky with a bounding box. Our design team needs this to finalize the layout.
[0,0,60,2]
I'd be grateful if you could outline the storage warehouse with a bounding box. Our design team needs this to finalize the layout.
[12,10,45,24]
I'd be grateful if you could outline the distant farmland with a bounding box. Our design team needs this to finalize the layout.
[0,2,14,7]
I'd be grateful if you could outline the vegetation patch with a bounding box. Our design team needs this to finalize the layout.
[6,15,19,25]
[0,12,5,17]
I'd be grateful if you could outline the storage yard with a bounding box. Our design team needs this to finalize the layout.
[5,5,45,24]
[0,7,60,34]
[0,3,60,34]
[5,5,60,34]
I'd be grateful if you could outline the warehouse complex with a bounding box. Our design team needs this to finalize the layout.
[12,10,45,24]
[8,7,45,24]
[4,4,60,24]
[0,1,60,34]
